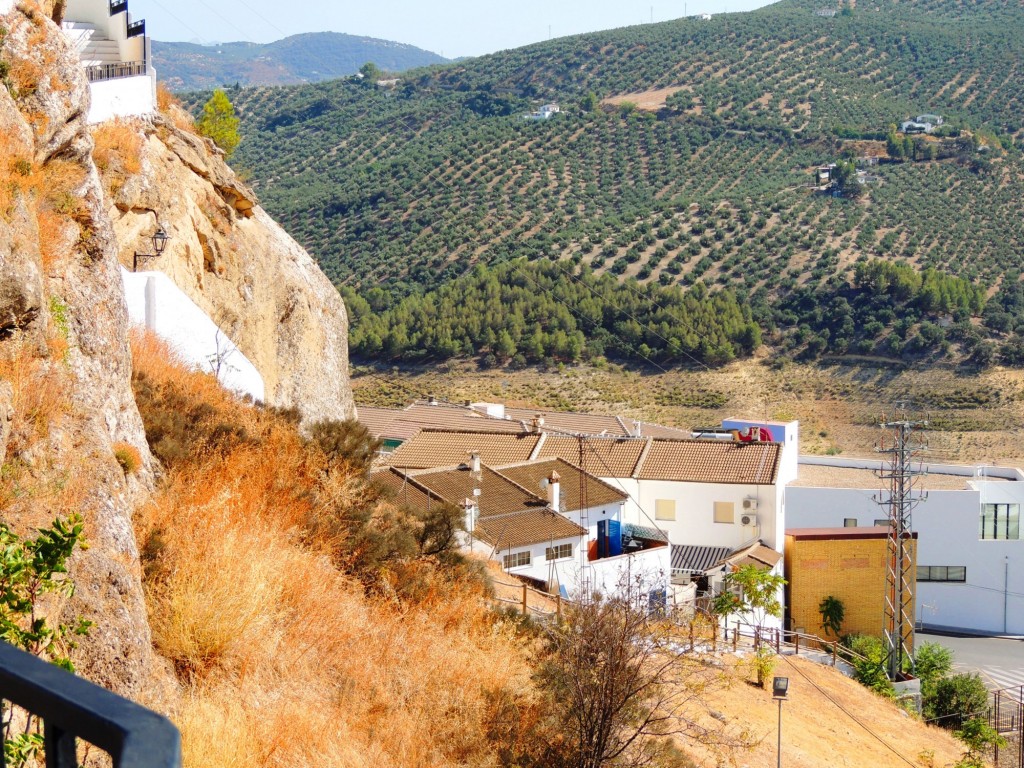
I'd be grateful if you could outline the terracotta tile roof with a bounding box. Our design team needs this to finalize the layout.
[384,430,543,470]
[404,465,547,519]
[493,458,627,511]
[475,509,586,550]
[721,541,783,570]
[502,407,634,437]
[359,404,524,442]
[534,435,649,477]
[373,468,449,509]
[636,439,781,484]
[383,429,781,486]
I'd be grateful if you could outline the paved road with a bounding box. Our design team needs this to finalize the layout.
[918,632,1024,694]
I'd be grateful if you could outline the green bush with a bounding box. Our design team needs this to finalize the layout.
[841,634,895,697]
[931,673,989,727]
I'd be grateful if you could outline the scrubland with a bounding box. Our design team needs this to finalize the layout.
[130,331,538,767]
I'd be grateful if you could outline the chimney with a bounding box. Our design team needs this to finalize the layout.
[531,414,545,433]
[462,497,477,533]
[469,452,481,473]
[427,395,438,405]
[547,470,561,513]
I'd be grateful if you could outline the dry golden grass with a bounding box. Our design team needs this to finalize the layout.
[92,120,144,197]
[131,331,537,767]
[0,333,71,456]
[6,8,47,98]
[156,83,200,136]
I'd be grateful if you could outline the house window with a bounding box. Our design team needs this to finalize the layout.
[545,543,573,561]
[917,566,966,583]
[873,519,889,527]
[655,499,676,521]
[980,504,1020,540]
[714,501,735,524]
[843,518,858,527]
[503,551,531,569]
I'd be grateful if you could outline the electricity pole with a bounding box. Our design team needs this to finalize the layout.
[875,403,928,680]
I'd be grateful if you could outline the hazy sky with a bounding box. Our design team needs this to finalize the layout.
[132,0,777,58]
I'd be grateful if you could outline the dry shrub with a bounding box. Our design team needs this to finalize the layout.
[0,333,70,456]
[92,120,143,196]
[5,11,47,98]
[0,134,42,221]
[112,441,141,474]
[156,82,199,135]
[131,330,541,767]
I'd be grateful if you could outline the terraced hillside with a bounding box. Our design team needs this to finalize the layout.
[210,0,1024,366]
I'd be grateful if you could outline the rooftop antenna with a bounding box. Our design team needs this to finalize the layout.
[874,401,928,681]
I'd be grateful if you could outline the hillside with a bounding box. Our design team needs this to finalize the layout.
[210,0,1024,368]
[155,32,447,91]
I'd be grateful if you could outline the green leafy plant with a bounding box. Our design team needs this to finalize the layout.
[818,595,845,638]
[840,634,895,697]
[930,673,989,727]
[953,717,1006,768]
[0,516,92,766]
[712,564,786,628]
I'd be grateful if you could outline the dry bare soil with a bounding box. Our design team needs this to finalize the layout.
[353,356,1024,466]
[692,653,963,768]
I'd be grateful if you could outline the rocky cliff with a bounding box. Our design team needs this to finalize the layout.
[97,105,355,424]
[0,0,172,704]
[0,0,354,711]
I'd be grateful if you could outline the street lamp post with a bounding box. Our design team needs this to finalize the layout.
[773,676,789,768]
[133,226,170,271]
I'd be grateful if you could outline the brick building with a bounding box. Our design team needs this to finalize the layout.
[784,527,917,645]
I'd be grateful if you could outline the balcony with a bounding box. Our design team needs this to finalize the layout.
[85,60,147,82]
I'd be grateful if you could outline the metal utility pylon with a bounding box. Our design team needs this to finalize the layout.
[875,404,928,681]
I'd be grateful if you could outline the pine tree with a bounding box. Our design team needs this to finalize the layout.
[197,88,241,159]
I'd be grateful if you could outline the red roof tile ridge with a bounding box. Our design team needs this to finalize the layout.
[530,432,547,459]
[632,437,655,478]
[492,457,629,503]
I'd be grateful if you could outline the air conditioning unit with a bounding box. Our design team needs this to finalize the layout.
[742,498,758,512]
[740,513,759,527]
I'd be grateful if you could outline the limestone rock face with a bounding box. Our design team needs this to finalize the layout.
[103,115,355,424]
[0,2,174,707]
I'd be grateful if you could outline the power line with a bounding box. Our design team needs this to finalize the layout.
[777,654,919,767]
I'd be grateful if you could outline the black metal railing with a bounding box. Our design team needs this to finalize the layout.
[109,0,128,16]
[126,19,145,38]
[85,60,146,83]
[0,641,180,768]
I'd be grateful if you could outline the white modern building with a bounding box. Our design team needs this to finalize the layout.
[787,456,1024,635]
[62,0,156,123]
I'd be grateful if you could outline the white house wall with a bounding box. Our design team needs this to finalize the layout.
[629,479,781,552]
[87,74,155,124]
[121,268,265,402]
[786,482,1024,634]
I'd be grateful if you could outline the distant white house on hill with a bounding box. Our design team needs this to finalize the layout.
[61,0,156,123]
[900,114,943,135]
[525,103,560,121]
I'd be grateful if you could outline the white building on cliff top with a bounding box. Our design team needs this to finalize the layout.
[62,0,156,123]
